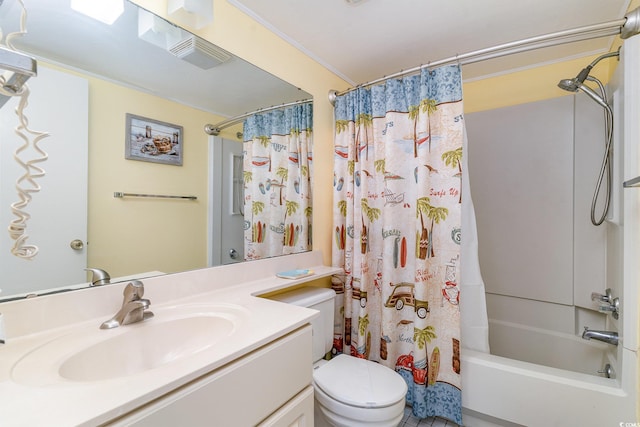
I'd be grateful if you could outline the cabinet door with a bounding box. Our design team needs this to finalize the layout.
[112,326,312,427]
[258,386,314,427]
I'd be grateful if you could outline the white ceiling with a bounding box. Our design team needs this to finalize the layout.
[232,0,631,85]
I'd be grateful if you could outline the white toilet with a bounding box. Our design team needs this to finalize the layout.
[270,287,407,427]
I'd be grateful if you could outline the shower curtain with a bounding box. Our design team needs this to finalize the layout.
[331,65,467,424]
[243,103,313,260]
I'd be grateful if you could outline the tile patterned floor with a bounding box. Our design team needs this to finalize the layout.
[399,406,459,427]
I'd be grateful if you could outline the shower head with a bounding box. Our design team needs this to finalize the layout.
[557,66,594,93]
[558,78,580,92]
[557,50,620,94]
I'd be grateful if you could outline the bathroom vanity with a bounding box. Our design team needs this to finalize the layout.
[113,327,314,426]
[0,251,339,426]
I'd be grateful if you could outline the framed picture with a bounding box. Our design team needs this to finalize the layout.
[125,113,183,166]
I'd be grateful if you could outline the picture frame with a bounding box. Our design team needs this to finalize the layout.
[125,113,183,166]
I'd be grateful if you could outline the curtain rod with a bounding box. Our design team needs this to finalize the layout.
[204,98,313,136]
[329,7,640,103]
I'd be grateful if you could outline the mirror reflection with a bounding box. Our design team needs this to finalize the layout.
[0,0,312,301]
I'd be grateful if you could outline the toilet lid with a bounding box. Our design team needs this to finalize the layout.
[313,354,407,408]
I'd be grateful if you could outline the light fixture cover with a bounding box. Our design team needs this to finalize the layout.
[138,9,183,49]
[70,0,124,25]
[167,0,213,29]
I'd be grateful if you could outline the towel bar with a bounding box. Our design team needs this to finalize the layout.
[114,192,197,200]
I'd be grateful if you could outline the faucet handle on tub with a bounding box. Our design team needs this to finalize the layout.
[591,288,613,303]
[598,297,620,319]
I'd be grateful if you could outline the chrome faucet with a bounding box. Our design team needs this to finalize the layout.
[591,288,620,319]
[100,280,153,329]
[86,267,111,286]
[582,327,618,346]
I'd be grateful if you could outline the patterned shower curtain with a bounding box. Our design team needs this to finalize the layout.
[242,103,313,260]
[331,65,463,424]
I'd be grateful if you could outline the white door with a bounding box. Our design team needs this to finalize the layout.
[221,139,245,264]
[0,67,88,297]
[208,137,244,266]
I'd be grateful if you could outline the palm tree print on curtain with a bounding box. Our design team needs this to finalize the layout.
[243,103,313,260]
[331,65,464,425]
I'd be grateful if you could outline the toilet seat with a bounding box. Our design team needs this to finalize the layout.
[313,354,407,408]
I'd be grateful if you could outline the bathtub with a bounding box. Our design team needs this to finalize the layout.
[487,319,611,376]
[461,334,638,426]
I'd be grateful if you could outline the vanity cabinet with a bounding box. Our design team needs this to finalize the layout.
[109,325,313,427]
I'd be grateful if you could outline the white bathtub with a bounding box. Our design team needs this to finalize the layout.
[487,319,611,376]
[461,344,638,426]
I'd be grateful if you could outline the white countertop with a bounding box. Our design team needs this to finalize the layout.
[0,251,341,427]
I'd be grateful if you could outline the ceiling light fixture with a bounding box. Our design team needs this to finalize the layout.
[70,0,124,25]
[167,0,213,29]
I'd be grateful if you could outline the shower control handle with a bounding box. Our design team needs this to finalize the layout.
[591,288,613,303]
[598,297,620,320]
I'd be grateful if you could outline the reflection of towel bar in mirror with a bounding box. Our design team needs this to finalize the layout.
[114,192,197,200]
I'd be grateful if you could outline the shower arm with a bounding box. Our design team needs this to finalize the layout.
[587,50,620,68]
[568,49,621,92]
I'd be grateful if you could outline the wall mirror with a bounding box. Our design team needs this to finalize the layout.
[0,0,312,301]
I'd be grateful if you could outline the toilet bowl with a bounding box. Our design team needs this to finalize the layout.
[268,287,407,427]
[313,355,407,427]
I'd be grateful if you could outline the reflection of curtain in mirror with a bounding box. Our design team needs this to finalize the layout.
[242,103,313,260]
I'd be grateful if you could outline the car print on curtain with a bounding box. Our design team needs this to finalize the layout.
[331,65,463,425]
[243,103,313,260]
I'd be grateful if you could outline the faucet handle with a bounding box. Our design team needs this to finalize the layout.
[123,280,145,302]
[598,297,620,319]
[591,288,613,303]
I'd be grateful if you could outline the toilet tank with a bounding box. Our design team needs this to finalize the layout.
[268,287,336,362]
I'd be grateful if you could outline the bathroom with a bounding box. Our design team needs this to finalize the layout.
[0,0,639,426]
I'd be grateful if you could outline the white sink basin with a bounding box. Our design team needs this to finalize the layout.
[11,303,248,385]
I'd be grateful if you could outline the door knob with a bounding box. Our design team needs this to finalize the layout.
[229,248,239,259]
[70,239,84,250]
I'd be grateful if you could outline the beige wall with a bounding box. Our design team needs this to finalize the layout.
[463,54,614,113]
[42,61,240,277]
[54,66,235,278]
[131,0,350,268]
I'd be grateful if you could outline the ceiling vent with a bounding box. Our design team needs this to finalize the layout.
[168,36,232,69]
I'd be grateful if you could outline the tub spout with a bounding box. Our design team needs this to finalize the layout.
[582,327,618,346]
